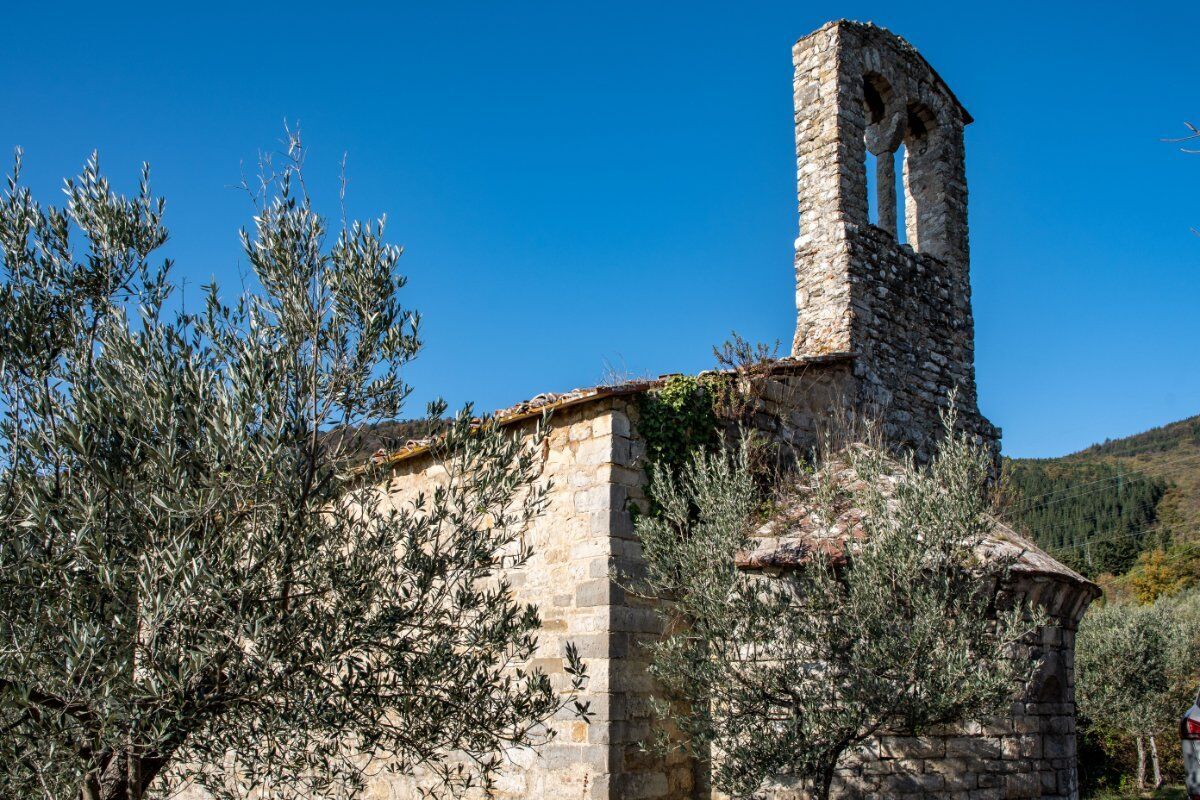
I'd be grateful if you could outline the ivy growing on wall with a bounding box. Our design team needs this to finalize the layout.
[635,375,722,517]
[637,376,720,470]
[634,338,789,522]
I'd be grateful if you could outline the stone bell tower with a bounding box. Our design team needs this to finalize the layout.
[790,20,998,457]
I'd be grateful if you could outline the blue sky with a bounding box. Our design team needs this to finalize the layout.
[2,1,1197,458]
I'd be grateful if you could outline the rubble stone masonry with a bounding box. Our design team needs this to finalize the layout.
[790,21,999,462]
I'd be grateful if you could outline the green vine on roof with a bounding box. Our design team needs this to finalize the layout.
[636,375,722,515]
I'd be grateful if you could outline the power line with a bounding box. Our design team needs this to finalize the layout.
[1041,523,1164,555]
[1008,460,1195,522]
[1014,490,1180,542]
[1011,448,1200,509]
[1017,515,1160,549]
[1004,454,1200,517]
[1005,498,1189,558]
[1009,473,1192,542]
[1005,452,1200,515]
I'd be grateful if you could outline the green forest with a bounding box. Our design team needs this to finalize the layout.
[1001,414,1200,601]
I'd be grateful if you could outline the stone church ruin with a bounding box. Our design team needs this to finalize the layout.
[354,20,1101,800]
[188,19,1100,800]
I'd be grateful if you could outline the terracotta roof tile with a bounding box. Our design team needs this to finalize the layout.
[373,352,855,468]
[736,459,1096,590]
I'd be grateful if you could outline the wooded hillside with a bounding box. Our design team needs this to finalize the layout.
[1001,415,1200,596]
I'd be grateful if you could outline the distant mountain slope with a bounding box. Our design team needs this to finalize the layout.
[1070,415,1200,544]
[1001,415,1200,581]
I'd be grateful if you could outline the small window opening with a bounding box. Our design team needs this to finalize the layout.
[1038,672,1064,703]
[865,150,879,225]
[902,103,939,252]
[863,78,887,124]
[865,148,901,239]
[896,143,908,244]
[906,107,930,149]
[861,74,901,240]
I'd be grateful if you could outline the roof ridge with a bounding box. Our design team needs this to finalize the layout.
[364,352,857,470]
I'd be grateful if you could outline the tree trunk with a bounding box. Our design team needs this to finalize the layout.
[1150,734,1162,788]
[692,740,711,798]
[1136,735,1147,790]
[79,751,169,800]
[818,764,837,800]
[79,776,101,800]
[88,752,134,800]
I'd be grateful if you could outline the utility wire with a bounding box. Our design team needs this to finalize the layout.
[1012,494,1177,545]
[1006,449,1200,507]
[1007,466,1195,541]
[1041,524,1165,554]
[1004,451,1200,515]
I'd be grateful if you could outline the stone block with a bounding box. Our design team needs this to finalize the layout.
[946,736,1001,759]
[576,578,617,608]
[531,657,564,675]
[566,633,611,659]
[976,772,1003,788]
[1056,768,1077,795]
[612,605,661,633]
[969,789,1003,800]
[1003,771,1039,799]
[593,410,631,438]
[536,743,582,771]
[1043,733,1073,760]
[1001,734,1041,760]
[880,735,945,759]
[879,772,944,793]
[1010,715,1040,734]
[865,756,924,775]
[942,769,978,791]
[616,771,669,800]
[575,438,612,467]
[573,486,610,513]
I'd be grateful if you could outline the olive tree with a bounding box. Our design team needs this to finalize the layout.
[1076,595,1196,789]
[630,414,1043,800]
[0,137,586,800]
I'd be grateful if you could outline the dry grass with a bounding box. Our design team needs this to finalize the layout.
[1089,784,1187,800]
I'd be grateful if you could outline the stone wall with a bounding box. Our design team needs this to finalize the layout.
[330,365,888,800]
[790,21,999,463]
[354,396,703,800]
[171,368,1093,800]
[723,360,1097,799]
[166,400,642,800]
[725,575,1096,800]
[606,397,695,800]
[607,364,871,800]
[368,401,623,800]
[171,396,690,800]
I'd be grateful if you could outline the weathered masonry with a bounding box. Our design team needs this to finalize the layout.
[791,21,997,464]
[368,376,1095,799]
[354,20,1098,800]
[370,19,1095,800]
[182,19,1098,800]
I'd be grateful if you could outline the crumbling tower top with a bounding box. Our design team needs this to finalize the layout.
[790,20,997,456]
[792,20,971,265]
